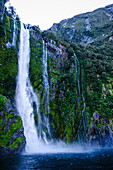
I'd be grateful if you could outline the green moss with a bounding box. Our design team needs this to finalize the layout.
[0,110,23,148]
[0,38,18,98]
[9,137,23,149]
[29,33,43,95]
[11,117,23,130]
[0,95,8,111]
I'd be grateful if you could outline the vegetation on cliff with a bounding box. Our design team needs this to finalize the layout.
[0,2,113,150]
[0,95,26,154]
[0,4,25,154]
[49,4,113,45]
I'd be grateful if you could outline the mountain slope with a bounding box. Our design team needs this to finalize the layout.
[49,4,113,45]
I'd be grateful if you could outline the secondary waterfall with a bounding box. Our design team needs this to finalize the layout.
[15,22,42,152]
[74,53,81,96]
[74,53,87,142]
[42,41,52,141]
[42,41,50,114]
[12,19,17,47]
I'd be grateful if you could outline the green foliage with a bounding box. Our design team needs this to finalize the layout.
[0,94,23,148]
[9,137,23,149]
[49,4,113,45]
[42,31,70,48]
[47,41,79,141]
[0,13,19,99]
[1,3,113,144]
[0,110,23,148]
[0,39,18,98]
[29,31,43,94]
[80,41,113,120]
[0,95,7,111]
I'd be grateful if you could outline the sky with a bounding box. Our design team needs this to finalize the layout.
[6,0,113,30]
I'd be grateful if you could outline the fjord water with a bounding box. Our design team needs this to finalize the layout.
[1,149,113,169]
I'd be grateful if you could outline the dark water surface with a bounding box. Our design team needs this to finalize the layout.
[0,149,113,169]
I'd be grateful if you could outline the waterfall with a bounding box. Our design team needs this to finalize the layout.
[42,41,50,114]
[12,19,17,47]
[74,53,81,96]
[74,53,87,142]
[15,22,42,152]
[15,23,88,153]
[42,41,52,141]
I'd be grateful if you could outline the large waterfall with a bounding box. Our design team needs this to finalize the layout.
[15,23,90,154]
[16,22,42,152]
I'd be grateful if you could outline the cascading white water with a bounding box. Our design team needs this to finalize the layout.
[42,41,52,140]
[16,22,42,152]
[12,19,17,47]
[74,53,81,96]
[15,24,91,153]
[42,41,50,114]
[74,53,87,141]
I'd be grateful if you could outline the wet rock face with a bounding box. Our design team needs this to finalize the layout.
[87,113,113,147]
[0,96,26,154]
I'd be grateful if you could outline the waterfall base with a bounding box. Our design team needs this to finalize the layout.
[23,140,97,154]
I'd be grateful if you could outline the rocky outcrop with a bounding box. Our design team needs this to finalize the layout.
[87,112,113,147]
[0,95,26,154]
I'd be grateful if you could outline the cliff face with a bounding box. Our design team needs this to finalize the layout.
[29,29,113,143]
[49,4,113,45]
[0,95,26,154]
[0,3,113,151]
[29,30,84,141]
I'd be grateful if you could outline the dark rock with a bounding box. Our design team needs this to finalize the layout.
[87,114,113,147]
[5,100,15,113]
[102,116,110,124]
[0,97,26,155]
[47,44,56,53]
[93,111,100,124]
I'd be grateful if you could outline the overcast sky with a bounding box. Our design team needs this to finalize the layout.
[6,0,113,30]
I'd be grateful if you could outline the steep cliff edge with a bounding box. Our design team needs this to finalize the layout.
[49,4,113,45]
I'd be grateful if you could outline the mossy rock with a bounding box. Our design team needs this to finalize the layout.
[0,95,26,154]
